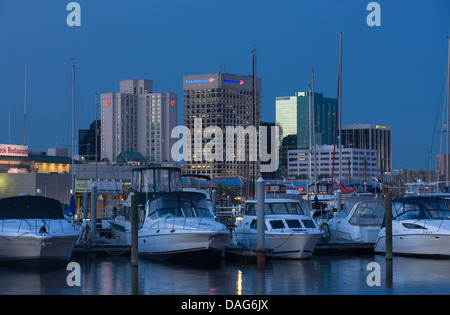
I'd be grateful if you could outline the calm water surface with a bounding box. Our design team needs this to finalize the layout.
[1,254,450,295]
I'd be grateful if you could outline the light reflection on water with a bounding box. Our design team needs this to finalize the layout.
[1,254,450,295]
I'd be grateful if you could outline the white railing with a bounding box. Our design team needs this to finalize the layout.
[150,217,215,231]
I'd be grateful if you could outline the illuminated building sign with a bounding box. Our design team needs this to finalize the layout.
[0,144,29,157]
[185,77,215,84]
[376,125,386,129]
[105,100,111,106]
[223,78,244,85]
[170,100,176,107]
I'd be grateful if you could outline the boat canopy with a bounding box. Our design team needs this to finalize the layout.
[148,192,212,219]
[392,196,450,220]
[0,196,64,220]
[131,167,182,194]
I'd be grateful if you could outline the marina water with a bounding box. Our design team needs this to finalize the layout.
[1,254,450,295]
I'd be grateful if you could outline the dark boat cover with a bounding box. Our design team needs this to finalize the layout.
[0,195,64,220]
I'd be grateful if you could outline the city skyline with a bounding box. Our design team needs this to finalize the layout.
[1,1,450,171]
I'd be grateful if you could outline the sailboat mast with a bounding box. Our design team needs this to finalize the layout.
[331,32,342,193]
[338,31,343,182]
[253,48,257,194]
[446,37,450,189]
[311,68,317,193]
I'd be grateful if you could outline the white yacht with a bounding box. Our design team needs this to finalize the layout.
[138,191,230,264]
[321,196,385,245]
[374,196,450,257]
[0,195,81,267]
[233,198,323,259]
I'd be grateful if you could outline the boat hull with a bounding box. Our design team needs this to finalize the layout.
[235,231,323,259]
[375,233,450,257]
[0,234,80,266]
[138,230,230,265]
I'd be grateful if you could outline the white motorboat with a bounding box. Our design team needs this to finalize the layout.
[320,196,385,245]
[108,166,230,265]
[0,195,81,267]
[232,198,323,259]
[374,196,450,257]
[138,191,230,265]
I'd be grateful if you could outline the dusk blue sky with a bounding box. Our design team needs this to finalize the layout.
[0,0,449,171]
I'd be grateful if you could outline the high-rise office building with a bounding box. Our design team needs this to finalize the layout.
[101,79,177,164]
[79,120,101,162]
[276,91,337,176]
[341,123,392,173]
[182,73,261,177]
[276,92,337,149]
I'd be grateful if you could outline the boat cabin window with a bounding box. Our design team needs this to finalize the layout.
[245,202,304,215]
[348,201,385,226]
[393,198,450,220]
[270,203,289,214]
[286,219,301,228]
[250,219,268,230]
[269,220,285,229]
[302,219,316,228]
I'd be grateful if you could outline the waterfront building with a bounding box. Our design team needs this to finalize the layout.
[287,145,378,181]
[340,123,392,173]
[101,79,177,164]
[182,73,261,177]
[0,144,74,201]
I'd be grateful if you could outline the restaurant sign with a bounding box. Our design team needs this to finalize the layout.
[0,144,29,157]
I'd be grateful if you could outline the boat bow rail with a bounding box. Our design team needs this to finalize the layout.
[1,218,80,235]
[149,216,225,232]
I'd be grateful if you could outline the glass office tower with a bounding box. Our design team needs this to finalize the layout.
[276,92,337,149]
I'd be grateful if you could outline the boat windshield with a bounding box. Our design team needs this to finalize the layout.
[393,198,450,220]
[245,202,305,215]
[149,192,212,219]
[338,196,377,218]
[348,201,385,226]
